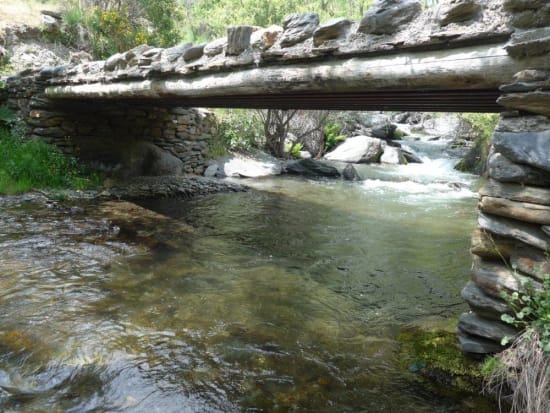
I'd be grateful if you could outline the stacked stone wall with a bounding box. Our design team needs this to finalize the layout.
[457,1,550,354]
[1,71,215,176]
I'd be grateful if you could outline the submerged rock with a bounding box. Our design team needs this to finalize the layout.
[342,164,362,181]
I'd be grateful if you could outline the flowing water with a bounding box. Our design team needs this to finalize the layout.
[0,135,497,412]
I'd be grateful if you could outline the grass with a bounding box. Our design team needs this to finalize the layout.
[0,112,102,194]
[484,331,549,413]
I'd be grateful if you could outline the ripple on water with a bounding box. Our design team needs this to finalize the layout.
[0,169,496,412]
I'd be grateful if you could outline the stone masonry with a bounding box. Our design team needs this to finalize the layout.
[1,72,216,176]
[457,0,550,354]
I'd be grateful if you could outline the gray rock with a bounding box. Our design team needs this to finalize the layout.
[461,281,511,321]
[203,164,219,178]
[222,152,282,178]
[543,225,550,237]
[496,113,550,133]
[123,142,183,177]
[280,13,320,48]
[479,179,550,206]
[371,120,397,139]
[380,146,407,164]
[226,26,254,55]
[437,0,482,26]
[299,150,312,159]
[250,25,283,50]
[402,149,423,164]
[504,0,547,12]
[285,159,341,178]
[343,164,362,181]
[497,92,550,117]
[511,244,550,281]
[163,43,192,62]
[313,18,353,46]
[505,27,550,58]
[324,136,383,163]
[457,330,504,354]
[458,312,518,343]
[493,130,550,172]
[511,7,550,29]
[204,38,227,57]
[358,0,422,35]
[104,53,125,71]
[487,152,550,187]
[183,44,205,62]
[478,212,549,252]
[38,66,55,79]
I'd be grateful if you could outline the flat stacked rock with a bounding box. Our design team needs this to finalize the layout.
[458,28,550,353]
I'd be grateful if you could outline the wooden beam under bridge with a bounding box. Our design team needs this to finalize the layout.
[45,44,549,112]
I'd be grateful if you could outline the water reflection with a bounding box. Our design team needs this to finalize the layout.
[0,174,495,412]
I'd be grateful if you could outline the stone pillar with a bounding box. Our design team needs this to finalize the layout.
[2,69,216,177]
[458,6,550,353]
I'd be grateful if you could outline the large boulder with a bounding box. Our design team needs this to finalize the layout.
[358,0,422,35]
[280,13,320,47]
[220,152,282,178]
[342,164,362,181]
[371,120,397,139]
[122,142,183,177]
[284,159,341,178]
[324,136,383,163]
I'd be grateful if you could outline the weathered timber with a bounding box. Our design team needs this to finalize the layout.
[45,44,550,111]
[479,196,550,225]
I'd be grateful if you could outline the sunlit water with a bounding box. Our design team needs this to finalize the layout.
[0,136,496,412]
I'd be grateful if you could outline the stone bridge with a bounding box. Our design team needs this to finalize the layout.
[1,0,549,354]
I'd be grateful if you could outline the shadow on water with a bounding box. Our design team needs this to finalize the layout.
[0,176,496,412]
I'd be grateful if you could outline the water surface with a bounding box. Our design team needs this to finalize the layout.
[0,137,496,412]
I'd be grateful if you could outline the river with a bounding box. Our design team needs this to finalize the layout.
[0,134,497,412]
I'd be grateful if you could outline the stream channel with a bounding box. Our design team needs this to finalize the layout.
[0,134,498,412]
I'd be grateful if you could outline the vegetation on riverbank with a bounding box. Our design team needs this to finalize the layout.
[483,273,550,413]
[0,105,101,194]
[454,113,499,174]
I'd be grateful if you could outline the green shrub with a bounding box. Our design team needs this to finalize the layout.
[500,275,550,353]
[214,109,263,153]
[454,113,498,174]
[0,106,101,194]
[324,122,346,152]
[285,142,303,159]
